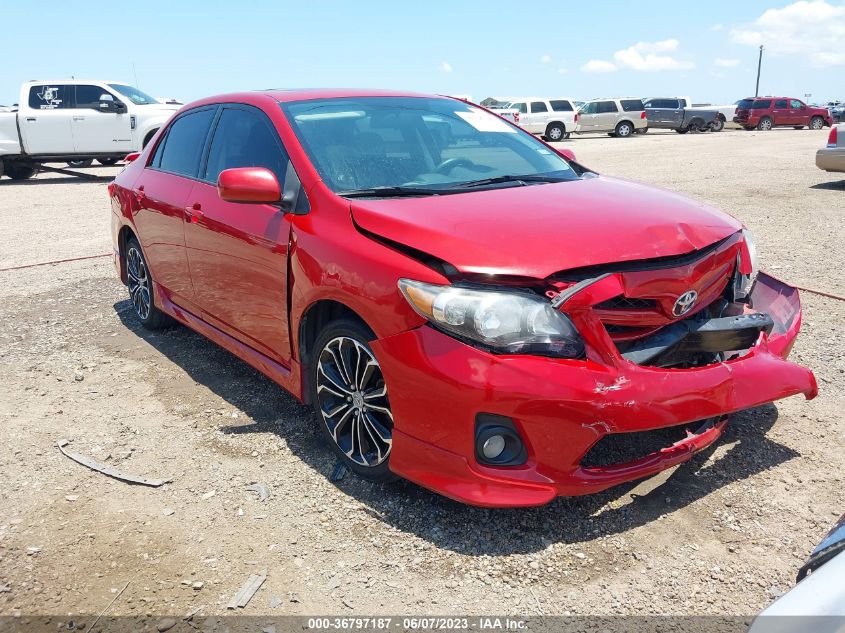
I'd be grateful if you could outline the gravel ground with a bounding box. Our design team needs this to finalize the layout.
[0,129,843,625]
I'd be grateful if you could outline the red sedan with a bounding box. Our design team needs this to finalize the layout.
[109,89,816,507]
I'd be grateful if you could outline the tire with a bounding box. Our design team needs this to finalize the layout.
[5,162,37,180]
[675,128,689,134]
[743,125,755,131]
[793,126,805,130]
[544,123,566,142]
[615,121,634,138]
[67,159,94,168]
[97,158,119,166]
[711,117,725,132]
[124,237,170,330]
[810,116,825,130]
[636,128,648,134]
[311,319,396,482]
[756,117,773,131]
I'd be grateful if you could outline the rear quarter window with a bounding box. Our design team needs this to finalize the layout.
[621,99,644,112]
[549,100,573,112]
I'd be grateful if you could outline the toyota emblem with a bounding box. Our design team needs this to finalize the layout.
[672,290,698,317]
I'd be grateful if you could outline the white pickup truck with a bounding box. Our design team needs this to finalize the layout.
[0,80,179,180]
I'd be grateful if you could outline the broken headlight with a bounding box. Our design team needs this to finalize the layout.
[733,229,759,300]
[398,279,585,358]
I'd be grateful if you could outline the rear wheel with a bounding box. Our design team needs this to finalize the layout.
[5,162,38,180]
[615,121,634,138]
[67,159,94,168]
[124,237,170,330]
[793,125,805,130]
[636,127,649,134]
[756,117,773,131]
[312,319,396,482]
[711,117,725,132]
[544,123,566,142]
[675,128,689,134]
[810,116,825,130]
[97,157,119,166]
[743,125,755,131]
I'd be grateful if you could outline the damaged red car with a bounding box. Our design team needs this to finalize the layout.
[109,90,817,507]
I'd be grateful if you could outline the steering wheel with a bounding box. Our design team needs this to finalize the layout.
[434,157,476,174]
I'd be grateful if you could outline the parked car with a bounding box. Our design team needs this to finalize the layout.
[504,98,578,141]
[0,80,179,180]
[642,97,721,133]
[750,513,845,628]
[110,89,816,507]
[816,124,845,173]
[734,97,832,131]
[831,103,845,123]
[575,98,647,137]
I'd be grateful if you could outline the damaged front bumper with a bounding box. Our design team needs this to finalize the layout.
[371,272,816,507]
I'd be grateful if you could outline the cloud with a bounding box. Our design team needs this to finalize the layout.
[439,61,452,73]
[540,54,551,63]
[581,59,617,73]
[714,58,740,67]
[731,1,845,66]
[581,39,694,73]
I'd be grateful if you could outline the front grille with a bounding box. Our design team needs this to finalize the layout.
[580,418,717,469]
[595,295,657,310]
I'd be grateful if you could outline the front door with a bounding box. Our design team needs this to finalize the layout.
[70,84,133,153]
[595,100,619,131]
[578,102,599,131]
[788,99,807,126]
[19,84,75,154]
[183,105,295,364]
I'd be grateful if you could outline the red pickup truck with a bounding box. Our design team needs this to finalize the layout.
[734,97,832,131]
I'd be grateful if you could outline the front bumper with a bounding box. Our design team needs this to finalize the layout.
[817,147,845,173]
[371,273,816,507]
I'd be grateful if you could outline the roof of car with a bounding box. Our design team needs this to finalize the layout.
[264,88,435,102]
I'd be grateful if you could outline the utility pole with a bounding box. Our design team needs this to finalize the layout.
[755,45,764,97]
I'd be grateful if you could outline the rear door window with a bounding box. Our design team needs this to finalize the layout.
[597,101,619,114]
[530,101,548,113]
[751,100,772,109]
[203,106,289,184]
[156,107,216,178]
[620,99,644,112]
[549,100,573,112]
[28,84,71,110]
[774,99,788,109]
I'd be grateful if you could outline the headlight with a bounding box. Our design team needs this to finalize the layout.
[398,279,585,358]
[735,229,759,299]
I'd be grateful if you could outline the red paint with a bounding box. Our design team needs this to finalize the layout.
[109,89,816,508]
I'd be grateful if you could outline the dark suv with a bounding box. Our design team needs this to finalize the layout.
[734,97,832,131]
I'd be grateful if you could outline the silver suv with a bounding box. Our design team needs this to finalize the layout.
[575,98,647,137]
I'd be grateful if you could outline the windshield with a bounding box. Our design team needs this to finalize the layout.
[282,97,578,195]
[108,84,159,106]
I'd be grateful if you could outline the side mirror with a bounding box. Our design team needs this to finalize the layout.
[557,148,577,162]
[217,167,281,204]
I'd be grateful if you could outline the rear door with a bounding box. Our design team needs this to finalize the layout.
[183,104,298,364]
[772,99,789,126]
[132,106,217,313]
[19,84,75,153]
[70,84,133,153]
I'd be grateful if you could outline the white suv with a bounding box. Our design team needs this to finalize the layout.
[575,98,647,137]
[505,98,578,141]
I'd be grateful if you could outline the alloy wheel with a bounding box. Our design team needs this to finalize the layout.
[811,117,824,130]
[618,123,632,137]
[759,118,772,131]
[316,336,393,467]
[126,246,151,321]
[548,126,563,141]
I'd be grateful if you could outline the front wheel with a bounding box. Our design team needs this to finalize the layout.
[810,116,825,130]
[711,118,725,132]
[544,123,566,142]
[124,237,170,329]
[97,158,119,166]
[636,128,649,134]
[675,128,689,134]
[615,121,634,138]
[312,320,396,482]
[67,159,94,168]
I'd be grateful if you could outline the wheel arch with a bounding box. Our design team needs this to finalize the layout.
[142,127,160,148]
[116,224,139,284]
[297,299,373,404]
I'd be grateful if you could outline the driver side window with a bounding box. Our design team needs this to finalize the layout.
[75,85,119,110]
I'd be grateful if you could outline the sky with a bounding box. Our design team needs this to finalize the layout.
[4,0,844,106]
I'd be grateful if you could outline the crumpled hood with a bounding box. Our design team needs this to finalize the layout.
[350,175,742,279]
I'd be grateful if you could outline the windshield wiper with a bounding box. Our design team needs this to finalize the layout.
[446,174,569,189]
[338,186,444,198]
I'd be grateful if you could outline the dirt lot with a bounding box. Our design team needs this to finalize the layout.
[1,129,844,625]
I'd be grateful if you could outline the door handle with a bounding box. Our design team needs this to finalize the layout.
[73,116,85,121]
[184,202,204,224]
[26,117,36,122]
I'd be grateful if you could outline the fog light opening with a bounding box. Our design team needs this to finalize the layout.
[474,414,528,466]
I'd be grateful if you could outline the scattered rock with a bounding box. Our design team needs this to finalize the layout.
[156,617,177,632]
